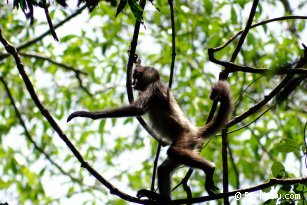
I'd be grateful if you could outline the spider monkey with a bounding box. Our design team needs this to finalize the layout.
[67,59,232,202]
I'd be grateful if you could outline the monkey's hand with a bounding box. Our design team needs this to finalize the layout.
[205,179,219,196]
[132,53,141,65]
[137,189,170,203]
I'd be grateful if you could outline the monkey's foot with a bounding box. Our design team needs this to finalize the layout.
[137,189,170,203]
[205,180,219,196]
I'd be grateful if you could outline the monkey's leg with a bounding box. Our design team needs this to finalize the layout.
[167,146,219,195]
[157,158,179,198]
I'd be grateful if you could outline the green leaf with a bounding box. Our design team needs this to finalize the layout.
[274,138,299,153]
[293,183,307,193]
[128,0,143,21]
[271,162,286,179]
[230,6,237,24]
[20,0,27,11]
[262,186,272,193]
[203,0,213,14]
[67,186,75,195]
[115,0,127,17]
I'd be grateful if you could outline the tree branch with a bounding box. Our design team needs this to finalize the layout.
[0,29,146,204]
[207,54,307,75]
[230,0,259,63]
[20,52,87,74]
[20,52,92,97]
[125,0,168,146]
[0,76,99,191]
[168,0,176,89]
[211,16,307,53]
[171,177,307,204]
[0,5,87,61]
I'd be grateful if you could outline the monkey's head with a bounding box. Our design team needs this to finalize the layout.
[132,66,160,91]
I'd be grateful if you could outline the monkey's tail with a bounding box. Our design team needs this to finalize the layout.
[200,81,232,138]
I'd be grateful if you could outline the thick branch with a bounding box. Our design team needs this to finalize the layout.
[207,53,307,75]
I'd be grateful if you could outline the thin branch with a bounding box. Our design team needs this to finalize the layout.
[151,144,161,191]
[0,29,146,204]
[168,0,176,89]
[226,101,279,135]
[207,55,307,76]
[19,52,92,97]
[249,128,277,162]
[170,177,307,204]
[43,5,59,41]
[221,2,259,203]
[222,129,230,205]
[226,75,292,128]
[17,5,87,50]
[230,0,259,63]
[125,0,167,146]
[211,16,307,52]
[75,72,93,97]
[149,0,177,194]
[0,5,87,61]
[20,52,87,74]
[227,144,240,191]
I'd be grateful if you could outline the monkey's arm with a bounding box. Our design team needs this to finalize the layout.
[67,104,145,122]
[67,91,152,122]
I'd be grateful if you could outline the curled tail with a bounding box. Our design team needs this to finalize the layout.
[201,81,232,138]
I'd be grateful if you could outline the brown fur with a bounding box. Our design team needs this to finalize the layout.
[68,66,232,201]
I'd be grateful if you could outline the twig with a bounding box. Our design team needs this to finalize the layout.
[43,5,59,41]
[226,75,291,128]
[230,0,259,63]
[17,5,86,50]
[20,52,87,74]
[211,15,307,52]
[0,5,87,61]
[168,0,176,89]
[20,52,92,97]
[227,101,279,135]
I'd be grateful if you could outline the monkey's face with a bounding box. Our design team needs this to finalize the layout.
[132,66,160,91]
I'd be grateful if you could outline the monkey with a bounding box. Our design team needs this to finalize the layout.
[67,63,232,202]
